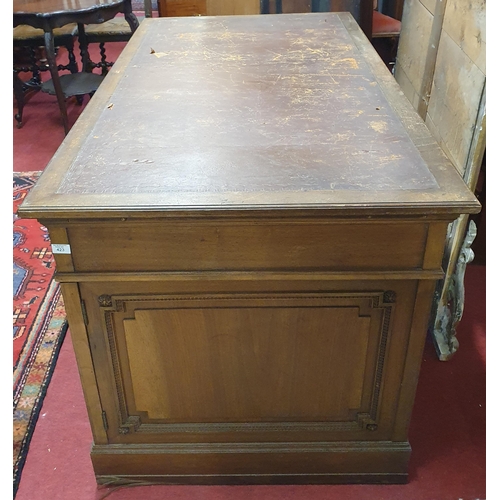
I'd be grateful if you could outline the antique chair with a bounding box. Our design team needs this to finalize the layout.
[83,0,154,75]
[13,24,79,128]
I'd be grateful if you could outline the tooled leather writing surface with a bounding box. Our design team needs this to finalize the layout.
[58,14,439,197]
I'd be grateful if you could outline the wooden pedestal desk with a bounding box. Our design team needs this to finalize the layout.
[19,13,480,485]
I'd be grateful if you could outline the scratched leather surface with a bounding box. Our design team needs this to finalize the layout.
[60,14,438,196]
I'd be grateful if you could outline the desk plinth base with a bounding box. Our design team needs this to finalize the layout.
[91,441,411,485]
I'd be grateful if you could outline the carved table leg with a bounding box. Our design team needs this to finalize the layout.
[432,220,477,361]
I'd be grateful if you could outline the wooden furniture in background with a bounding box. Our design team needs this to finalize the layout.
[379,0,404,21]
[371,0,401,69]
[372,8,401,36]
[84,0,154,75]
[13,23,79,128]
[394,0,486,360]
[156,0,372,38]
[157,0,260,17]
[19,13,479,485]
[13,0,139,134]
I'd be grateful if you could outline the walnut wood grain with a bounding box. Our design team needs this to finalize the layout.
[65,221,428,272]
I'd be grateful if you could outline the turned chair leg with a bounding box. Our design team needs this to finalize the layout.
[13,70,25,128]
[29,46,42,85]
[99,42,110,76]
[67,38,79,74]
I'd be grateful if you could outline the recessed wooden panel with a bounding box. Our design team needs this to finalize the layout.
[123,305,371,421]
[67,222,428,272]
[90,290,396,440]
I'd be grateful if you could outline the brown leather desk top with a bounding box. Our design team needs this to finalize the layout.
[20,13,479,219]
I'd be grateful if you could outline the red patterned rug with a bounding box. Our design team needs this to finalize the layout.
[13,172,68,497]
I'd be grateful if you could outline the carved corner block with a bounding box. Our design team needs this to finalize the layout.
[98,294,113,307]
[98,294,125,312]
[118,416,142,435]
[357,412,378,431]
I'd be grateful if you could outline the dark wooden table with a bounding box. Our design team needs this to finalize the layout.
[13,0,139,134]
[19,13,480,484]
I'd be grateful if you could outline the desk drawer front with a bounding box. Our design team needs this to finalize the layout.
[66,222,428,272]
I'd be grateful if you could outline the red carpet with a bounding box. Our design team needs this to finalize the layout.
[14,172,59,364]
[13,39,486,500]
[13,173,68,496]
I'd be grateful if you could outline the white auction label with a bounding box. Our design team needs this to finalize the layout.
[52,244,72,254]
